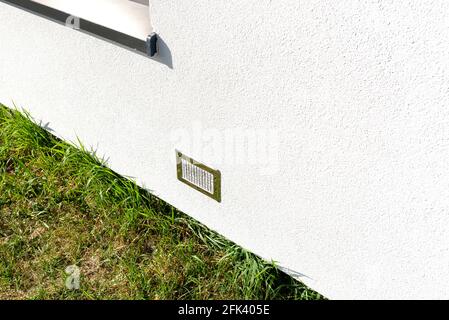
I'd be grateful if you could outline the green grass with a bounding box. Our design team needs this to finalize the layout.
[0,104,322,300]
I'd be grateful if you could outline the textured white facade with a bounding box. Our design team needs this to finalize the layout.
[1,1,449,299]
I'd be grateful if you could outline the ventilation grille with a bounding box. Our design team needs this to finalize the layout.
[181,159,214,194]
[176,151,221,202]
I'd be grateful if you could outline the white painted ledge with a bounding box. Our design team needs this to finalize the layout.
[32,0,151,39]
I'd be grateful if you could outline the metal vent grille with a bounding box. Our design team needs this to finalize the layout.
[176,151,221,202]
[181,159,214,194]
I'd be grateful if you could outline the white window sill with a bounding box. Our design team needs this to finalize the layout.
[1,0,157,57]
[32,0,152,40]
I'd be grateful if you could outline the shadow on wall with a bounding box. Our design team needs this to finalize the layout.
[278,266,314,281]
[153,36,173,69]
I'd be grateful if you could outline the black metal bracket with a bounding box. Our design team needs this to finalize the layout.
[146,32,159,58]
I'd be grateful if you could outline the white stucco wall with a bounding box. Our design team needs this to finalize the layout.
[1,0,449,299]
